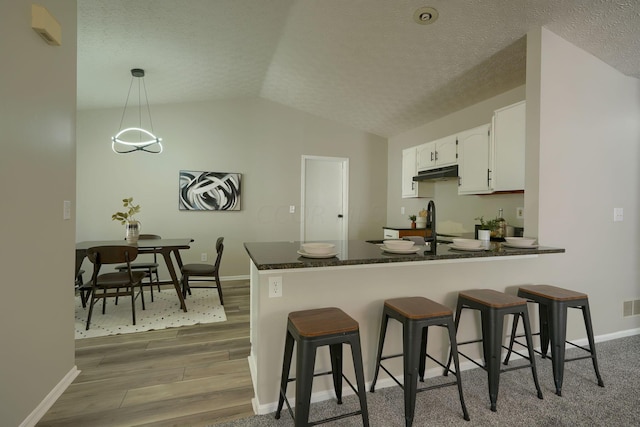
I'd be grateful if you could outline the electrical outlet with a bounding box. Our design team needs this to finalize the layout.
[269,276,283,298]
[614,207,623,222]
[289,205,295,214]
[401,207,405,215]
[516,207,524,219]
[200,253,207,262]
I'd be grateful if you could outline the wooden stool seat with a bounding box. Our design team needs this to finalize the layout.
[276,307,369,426]
[447,289,543,412]
[289,307,359,337]
[384,297,452,319]
[504,284,604,396]
[371,296,469,425]
[458,289,527,308]
[517,284,586,301]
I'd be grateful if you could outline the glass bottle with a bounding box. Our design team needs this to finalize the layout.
[497,208,506,239]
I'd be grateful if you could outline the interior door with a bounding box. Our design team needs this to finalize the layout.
[301,156,348,242]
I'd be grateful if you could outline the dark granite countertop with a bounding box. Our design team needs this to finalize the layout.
[244,240,565,271]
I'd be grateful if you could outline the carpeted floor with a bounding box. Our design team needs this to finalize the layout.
[75,287,226,339]
[215,334,640,426]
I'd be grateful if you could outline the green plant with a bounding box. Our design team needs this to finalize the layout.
[408,215,417,221]
[475,216,499,231]
[112,197,141,224]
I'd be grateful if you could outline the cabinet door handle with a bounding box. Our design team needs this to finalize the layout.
[430,152,434,161]
[435,150,438,161]
[487,169,492,186]
[412,182,415,190]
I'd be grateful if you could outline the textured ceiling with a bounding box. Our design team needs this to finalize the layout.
[77,0,640,138]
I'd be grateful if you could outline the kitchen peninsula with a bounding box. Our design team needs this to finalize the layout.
[244,240,564,414]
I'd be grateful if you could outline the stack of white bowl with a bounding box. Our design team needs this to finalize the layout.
[301,242,336,255]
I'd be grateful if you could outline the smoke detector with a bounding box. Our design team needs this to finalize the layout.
[413,7,439,25]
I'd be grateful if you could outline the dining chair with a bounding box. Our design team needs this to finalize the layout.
[85,246,148,330]
[115,234,162,302]
[180,237,224,305]
[75,269,90,308]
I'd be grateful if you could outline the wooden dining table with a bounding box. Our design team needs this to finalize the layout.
[75,238,194,312]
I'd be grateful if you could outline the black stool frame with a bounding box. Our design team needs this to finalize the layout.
[370,304,469,426]
[503,290,605,396]
[446,294,543,411]
[275,321,369,427]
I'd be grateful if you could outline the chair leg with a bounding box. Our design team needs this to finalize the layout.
[215,273,224,305]
[403,319,422,427]
[503,312,520,365]
[147,268,154,302]
[419,325,428,381]
[155,269,161,292]
[294,340,316,426]
[130,285,137,325]
[85,294,97,330]
[521,310,543,400]
[482,310,503,412]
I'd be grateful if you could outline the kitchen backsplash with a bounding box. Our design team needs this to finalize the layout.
[392,179,525,234]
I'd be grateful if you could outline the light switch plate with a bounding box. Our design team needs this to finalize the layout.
[63,200,71,220]
[516,207,524,219]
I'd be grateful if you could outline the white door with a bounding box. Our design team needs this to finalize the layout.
[301,156,348,241]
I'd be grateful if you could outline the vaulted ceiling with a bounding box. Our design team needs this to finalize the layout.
[78,0,640,138]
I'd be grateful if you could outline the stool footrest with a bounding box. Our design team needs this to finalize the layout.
[307,410,363,427]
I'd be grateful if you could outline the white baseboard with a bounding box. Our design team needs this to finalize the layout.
[248,327,640,415]
[222,275,250,282]
[20,366,80,427]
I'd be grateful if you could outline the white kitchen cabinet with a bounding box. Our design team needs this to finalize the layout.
[457,123,492,195]
[402,147,434,198]
[491,101,525,191]
[416,135,457,171]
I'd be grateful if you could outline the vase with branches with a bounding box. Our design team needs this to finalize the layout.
[112,197,141,242]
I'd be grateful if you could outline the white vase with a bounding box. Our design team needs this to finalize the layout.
[478,229,491,241]
[125,221,140,243]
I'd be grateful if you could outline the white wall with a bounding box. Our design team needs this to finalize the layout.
[0,1,77,426]
[387,86,526,233]
[532,27,640,325]
[76,98,388,277]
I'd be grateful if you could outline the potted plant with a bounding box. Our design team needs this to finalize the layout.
[112,197,141,243]
[475,216,499,240]
[408,215,417,229]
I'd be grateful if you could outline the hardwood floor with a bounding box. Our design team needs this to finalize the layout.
[38,280,254,427]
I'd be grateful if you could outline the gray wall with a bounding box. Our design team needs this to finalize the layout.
[76,98,388,278]
[0,1,77,426]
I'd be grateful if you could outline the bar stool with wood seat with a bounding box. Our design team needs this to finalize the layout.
[370,297,470,426]
[503,284,604,396]
[445,289,543,412]
[275,307,369,427]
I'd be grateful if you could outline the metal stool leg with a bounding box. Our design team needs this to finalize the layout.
[403,320,422,427]
[294,340,316,427]
[446,318,470,421]
[275,331,295,419]
[482,309,504,412]
[549,302,568,396]
[521,310,544,400]
[370,311,389,392]
[329,343,344,404]
[348,334,370,427]
[582,303,605,388]
[418,326,428,381]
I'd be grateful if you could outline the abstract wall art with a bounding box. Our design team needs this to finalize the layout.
[179,170,242,211]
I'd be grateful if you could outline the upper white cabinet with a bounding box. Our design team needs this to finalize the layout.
[402,147,434,198]
[491,101,525,192]
[416,135,457,171]
[457,123,492,195]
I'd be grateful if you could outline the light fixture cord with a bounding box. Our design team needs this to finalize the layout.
[117,76,136,132]
[141,77,156,134]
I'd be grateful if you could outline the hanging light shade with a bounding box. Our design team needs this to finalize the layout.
[111,68,163,154]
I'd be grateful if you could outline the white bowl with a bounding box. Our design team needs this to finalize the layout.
[452,238,482,248]
[383,239,415,250]
[504,237,536,246]
[301,242,335,255]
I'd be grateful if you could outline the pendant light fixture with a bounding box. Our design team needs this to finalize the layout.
[111,68,163,154]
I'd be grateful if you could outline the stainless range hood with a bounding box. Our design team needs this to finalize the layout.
[413,165,459,182]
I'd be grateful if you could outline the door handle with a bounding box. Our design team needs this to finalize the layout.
[337,214,343,218]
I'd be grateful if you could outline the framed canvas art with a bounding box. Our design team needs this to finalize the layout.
[179,170,242,211]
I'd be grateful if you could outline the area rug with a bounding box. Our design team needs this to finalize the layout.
[75,288,226,339]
